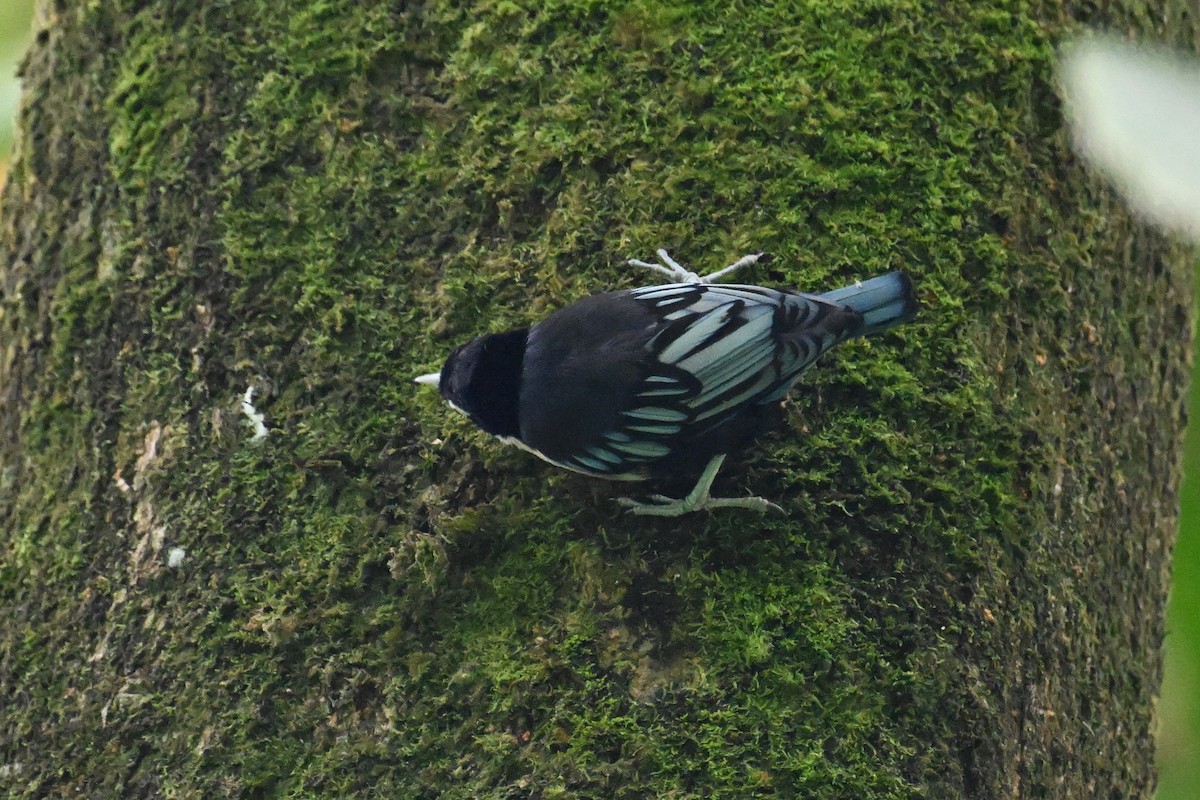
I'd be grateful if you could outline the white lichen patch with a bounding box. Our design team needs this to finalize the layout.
[242,385,269,442]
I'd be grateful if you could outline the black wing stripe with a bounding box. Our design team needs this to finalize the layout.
[638,285,774,352]
[648,314,701,356]
[624,406,689,423]
[690,348,776,413]
[700,285,778,302]
[585,446,625,465]
[637,384,693,398]
[674,305,774,371]
[695,372,778,423]
[687,339,774,400]
[676,313,777,407]
[627,422,683,435]
[572,453,610,472]
[610,439,671,458]
[676,310,749,364]
[653,294,704,315]
[658,302,744,363]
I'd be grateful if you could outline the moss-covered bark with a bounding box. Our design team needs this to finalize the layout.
[0,1,1192,797]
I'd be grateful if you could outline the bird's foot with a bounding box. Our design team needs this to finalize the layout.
[615,454,785,516]
[702,251,770,282]
[627,249,703,283]
[627,249,768,285]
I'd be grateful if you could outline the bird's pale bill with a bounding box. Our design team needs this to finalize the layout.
[414,372,441,387]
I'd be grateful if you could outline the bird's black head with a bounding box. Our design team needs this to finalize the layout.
[438,328,529,438]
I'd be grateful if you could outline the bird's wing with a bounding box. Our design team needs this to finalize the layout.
[556,283,862,477]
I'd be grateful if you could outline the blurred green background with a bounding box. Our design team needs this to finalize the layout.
[0,0,29,187]
[0,2,1195,794]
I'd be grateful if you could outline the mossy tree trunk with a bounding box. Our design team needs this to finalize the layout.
[0,2,1192,798]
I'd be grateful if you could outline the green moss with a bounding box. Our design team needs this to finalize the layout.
[0,0,1192,798]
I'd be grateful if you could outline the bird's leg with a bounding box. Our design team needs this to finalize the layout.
[616,454,785,516]
[627,249,767,285]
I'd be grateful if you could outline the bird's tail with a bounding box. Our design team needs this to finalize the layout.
[819,271,918,336]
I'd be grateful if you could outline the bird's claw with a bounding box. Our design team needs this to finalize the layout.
[617,493,785,516]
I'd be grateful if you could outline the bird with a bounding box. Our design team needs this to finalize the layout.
[415,249,918,516]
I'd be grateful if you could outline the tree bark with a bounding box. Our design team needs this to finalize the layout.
[0,2,1192,798]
